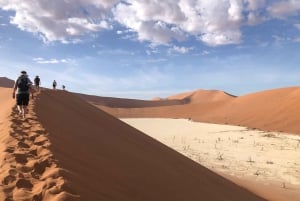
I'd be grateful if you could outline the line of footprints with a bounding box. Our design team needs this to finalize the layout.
[1,101,77,201]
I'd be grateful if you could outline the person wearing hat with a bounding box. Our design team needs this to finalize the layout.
[12,70,34,118]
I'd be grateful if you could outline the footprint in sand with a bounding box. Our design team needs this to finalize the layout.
[5,147,15,153]
[8,169,18,176]
[9,130,28,140]
[32,193,43,201]
[28,149,38,157]
[33,135,49,146]
[2,175,16,185]
[17,141,30,149]
[1,169,17,187]
[15,179,33,189]
[13,153,28,164]
[33,159,51,175]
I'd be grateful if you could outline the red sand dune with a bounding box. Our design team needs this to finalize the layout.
[0,77,14,88]
[167,89,236,104]
[33,90,265,201]
[92,87,300,134]
[196,87,300,134]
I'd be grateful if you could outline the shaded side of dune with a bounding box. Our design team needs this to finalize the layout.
[75,93,188,108]
[34,90,265,201]
[76,89,235,108]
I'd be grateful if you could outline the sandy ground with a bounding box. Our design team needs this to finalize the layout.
[122,118,300,201]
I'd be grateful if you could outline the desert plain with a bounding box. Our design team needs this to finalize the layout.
[122,118,300,201]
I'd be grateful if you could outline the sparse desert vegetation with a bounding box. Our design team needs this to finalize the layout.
[123,118,300,201]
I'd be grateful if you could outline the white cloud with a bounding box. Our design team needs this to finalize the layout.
[200,50,211,56]
[272,35,291,43]
[144,58,168,63]
[97,48,135,55]
[268,0,300,18]
[33,57,74,64]
[246,12,266,26]
[146,48,159,56]
[114,0,248,46]
[0,0,118,42]
[169,45,193,54]
[114,2,186,45]
[1,0,300,46]
[246,0,266,10]
[294,37,300,42]
[294,23,300,30]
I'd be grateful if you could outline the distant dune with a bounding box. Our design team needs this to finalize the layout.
[89,87,300,135]
[198,87,300,134]
[0,77,14,88]
[167,89,236,104]
[75,92,188,108]
[78,89,236,121]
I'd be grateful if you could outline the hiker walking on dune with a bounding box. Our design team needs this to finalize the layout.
[53,80,57,90]
[12,70,34,118]
[34,75,41,91]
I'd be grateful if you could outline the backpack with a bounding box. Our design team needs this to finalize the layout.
[17,77,29,92]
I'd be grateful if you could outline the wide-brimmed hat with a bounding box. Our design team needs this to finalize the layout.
[21,70,27,74]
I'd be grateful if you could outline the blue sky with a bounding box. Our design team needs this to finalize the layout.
[1,0,300,99]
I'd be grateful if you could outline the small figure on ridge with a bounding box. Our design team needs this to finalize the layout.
[53,80,57,90]
[34,75,41,91]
